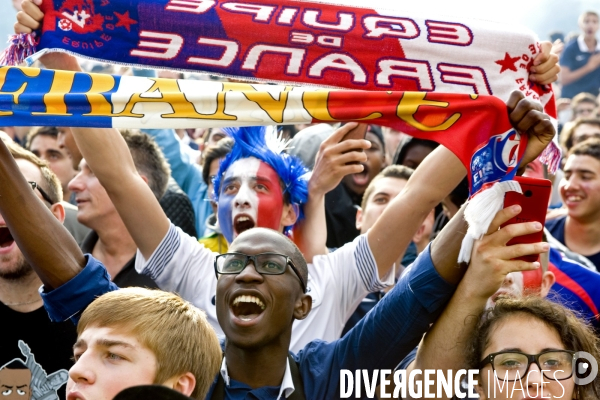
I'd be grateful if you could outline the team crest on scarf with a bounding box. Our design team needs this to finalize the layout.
[470,129,521,194]
[55,0,105,33]
[49,0,138,40]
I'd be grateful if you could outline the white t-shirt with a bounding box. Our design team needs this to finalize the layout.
[135,224,393,352]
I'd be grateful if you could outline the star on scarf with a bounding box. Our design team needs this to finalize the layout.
[114,11,137,32]
[495,52,520,73]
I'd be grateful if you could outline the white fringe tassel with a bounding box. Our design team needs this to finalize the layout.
[458,180,523,264]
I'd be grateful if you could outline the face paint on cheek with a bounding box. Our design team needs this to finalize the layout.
[522,267,543,292]
[218,158,262,242]
[218,192,235,243]
[256,162,285,231]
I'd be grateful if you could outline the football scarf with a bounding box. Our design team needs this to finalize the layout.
[4,0,555,114]
[0,0,561,262]
[0,65,524,193]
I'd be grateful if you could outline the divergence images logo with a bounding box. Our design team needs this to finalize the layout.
[574,351,598,385]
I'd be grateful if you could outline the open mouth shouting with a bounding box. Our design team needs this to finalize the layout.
[234,214,256,236]
[0,226,15,253]
[231,294,266,323]
[351,163,370,187]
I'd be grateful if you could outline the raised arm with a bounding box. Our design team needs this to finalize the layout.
[367,145,465,279]
[143,128,210,236]
[405,206,549,400]
[560,53,600,86]
[294,123,370,262]
[368,91,556,283]
[15,0,171,259]
[0,137,85,289]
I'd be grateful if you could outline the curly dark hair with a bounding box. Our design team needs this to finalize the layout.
[467,296,600,399]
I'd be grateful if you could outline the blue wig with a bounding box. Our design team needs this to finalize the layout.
[212,126,309,234]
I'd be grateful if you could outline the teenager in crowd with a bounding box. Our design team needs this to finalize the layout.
[560,10,600,99]
[547,138,600,269]
[470,296,600,399]
[0,130,552,398]
[0,138,222,400]
[398,205,555,399]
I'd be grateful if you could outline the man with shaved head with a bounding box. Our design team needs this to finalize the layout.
[0,113,557,400]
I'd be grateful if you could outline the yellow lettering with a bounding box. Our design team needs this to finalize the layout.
[32,70,76,116]
[83,73,119,116]
[117,78,236,120]
[222,82,292,123]
[302,90,382,121]
[301,91,334,120]
[396,92,460,131]
[0,67,40,116]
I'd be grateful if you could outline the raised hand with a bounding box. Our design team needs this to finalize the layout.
[506,90,556,166]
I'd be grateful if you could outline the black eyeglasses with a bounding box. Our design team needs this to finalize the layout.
[27,181,54,205]
[479,350,576,381]
[214,252,306,293]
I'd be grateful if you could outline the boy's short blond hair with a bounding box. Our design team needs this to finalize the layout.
[78,288,222,400]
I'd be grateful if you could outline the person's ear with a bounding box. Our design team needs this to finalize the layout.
[355,207,363,231]
[474,377,487,400]
[539,271,556,298]
[50,202,66,224]
[293,293,312,321]
[280,203,298,228]
[412,221,426,244]
[163,372,196,397]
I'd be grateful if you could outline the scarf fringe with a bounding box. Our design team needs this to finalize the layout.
[458,180,523,264]
[0,33,38,66]
[538,141,561,174]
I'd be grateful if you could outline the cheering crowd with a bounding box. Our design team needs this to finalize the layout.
[1,1,600,399]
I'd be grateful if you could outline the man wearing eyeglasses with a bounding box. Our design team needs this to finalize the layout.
[0,143,555,399]
[0,127,492,398]
[0,133,75,400]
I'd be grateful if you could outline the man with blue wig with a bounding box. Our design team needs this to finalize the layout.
[6,15,561,351]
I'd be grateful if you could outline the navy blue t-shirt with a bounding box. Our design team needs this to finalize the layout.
[560,37,600,98]
[546,216,600,269]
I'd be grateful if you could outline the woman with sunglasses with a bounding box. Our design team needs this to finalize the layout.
[468,296,600,399]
